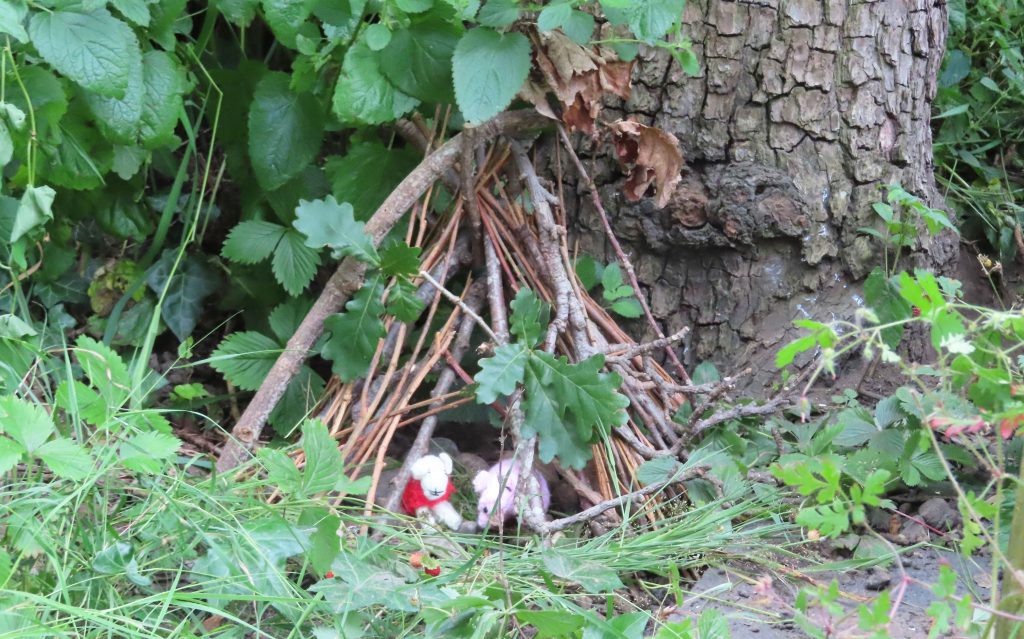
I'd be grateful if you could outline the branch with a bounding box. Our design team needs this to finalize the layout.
[603,328,690,363]
[556,125,692,383]
[419,270,499,343]
[217,110,550,473]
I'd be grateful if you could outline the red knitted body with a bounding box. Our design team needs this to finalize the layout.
[401,479,455,514]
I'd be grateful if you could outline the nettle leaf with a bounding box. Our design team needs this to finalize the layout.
[0,0,28,43]
[509,288,550,348]
[477,0,519,27]
[146,251,219,340]
[324,139,420,219]
[333,39,419,126]
[75,335,132,405]
[119,431,181,474]
[11,185,55,244]
[222,221,287,264]
[85,47,144,143]
[140,50,185,148]
[322,280,386,382]
[299,419,344,495]
[294,196,379,264]
[453,27,531,124]
[0,396,54,454]
[379,243,421,278]
[36,438,93,480]
[249,72,325,191]
[28,9,140,98]
[386,279,425,323]
[273,229,321,296]
[474,343,529,404]
[380,15,461,104]
[210,331,280,391]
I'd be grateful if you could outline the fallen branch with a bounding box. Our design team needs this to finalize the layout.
[604,327,690,363]
[217,110,549,472]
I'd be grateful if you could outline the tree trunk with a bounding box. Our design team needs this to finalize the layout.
[563,0,953,388]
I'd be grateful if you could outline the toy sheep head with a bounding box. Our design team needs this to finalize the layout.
[410,452,454,501]
[472,466,517,529]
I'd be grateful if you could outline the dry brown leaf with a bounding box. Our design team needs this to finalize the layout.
[609,119,683,208]
[517,78,558,120]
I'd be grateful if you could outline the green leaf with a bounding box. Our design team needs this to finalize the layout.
[477,0,518,27]
[474,343,529,404]
[672,47,700,76]
[210,331,280,391]
[537,2,570,32]
[0,436,24,474]
[212,0,259,27]
[261,447,302,492]
[543,550,624,592]
[518,610,585,638]
[453,27,531,124]
[29,9,140,98]
[119,431,180,474]
[365,22,391,50]
[321,280,386,382]
[111,145,147,179]
[380,16,460,104]
[36,438,93,480]
[75,335,132,405]
[562,10,595,44]
[0,120,12,168]
[509,287,550,348]
[610,298,643,318]
[324,139,420,219]
[273,229,322,296]
[299,508,341,574]
[269,365,325,433]
[300,419,344,494]
[269,298,314,343]
[795,501,849,538]
[0,0,27,43]
[139,50,185,148]
[261,0,314,48]
[636,457,682,486]
[379,243,422,278]
[111,0,150,26]
[145,251,219,340]
[294,196,379,264]
[148,0,188,49]
[605,0,684,43]
[575,255,603,290]
[93,542,151,587]
[692,361,720,384]
[332,39,419,125]
[386,279,425,323]
[395,0,433,11]
[530,352,630,440]
[11,185,55,244]
[863,268,910,349]
[222,221,287,264]
[249,72,325,191]
[523,364,593,469]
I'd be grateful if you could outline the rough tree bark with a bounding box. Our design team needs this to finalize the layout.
[560,0,954,388]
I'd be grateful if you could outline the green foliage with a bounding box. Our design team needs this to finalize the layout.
[453,27,531,123]
[576,258,644,318]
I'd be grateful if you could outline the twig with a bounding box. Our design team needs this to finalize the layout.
[604,328,690,362]
[216,110,549,472]
[537,465,708,535]
[419,270,499,343]
[556,124,692,383]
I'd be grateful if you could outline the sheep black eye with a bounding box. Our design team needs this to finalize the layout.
[482,507,489,514]
[505,486,512,492]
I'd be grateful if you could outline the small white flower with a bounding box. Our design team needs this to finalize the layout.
[940,333,974,355]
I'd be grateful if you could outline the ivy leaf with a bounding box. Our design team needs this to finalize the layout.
[453,27,531,124]
[332,39,419,126]
[324,139,420,219]
[322,281,386,382]
[222,221,286,264]
[273,229,321,296]
[11,185,55,244]
[386,279,425,323]
[474,343,529,404]
[75,335,132,405]
[36,438,93,480]
[380,16,461,104]
[119,431,181,474]
[210,331,280,391]
[0,396,54,454]
[28,9,140,98]
[509,287,550,348]
[146,251,219,340]
[299,419,344,495]
[294,196,379,265]
[139,50,185,148]
[0,0,28,43]
[249,72,325,191]
[379,243,421,278]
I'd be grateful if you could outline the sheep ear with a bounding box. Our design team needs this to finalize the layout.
[438,452,453,475]
[411,457,430,479]
[472,470,492,493]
